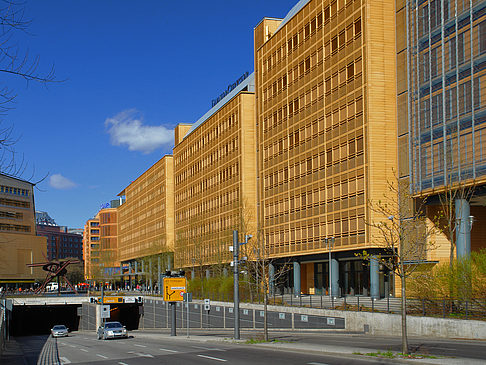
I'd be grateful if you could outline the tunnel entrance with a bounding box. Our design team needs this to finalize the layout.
[11,304,81,336]
[106,303,141,330]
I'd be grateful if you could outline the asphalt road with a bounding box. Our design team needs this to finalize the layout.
[53,331,386,365]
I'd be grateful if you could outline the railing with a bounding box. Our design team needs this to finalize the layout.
[190,290,486,321]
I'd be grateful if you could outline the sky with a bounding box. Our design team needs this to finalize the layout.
[4,0,297,228]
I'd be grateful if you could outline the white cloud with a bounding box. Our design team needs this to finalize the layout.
[49,174,77,190]
[105,109,174,154]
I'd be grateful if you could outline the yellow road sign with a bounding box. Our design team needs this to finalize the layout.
[163,277,186,302]
[97,296,124,304]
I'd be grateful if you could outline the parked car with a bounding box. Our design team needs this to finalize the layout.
[97,321,128,340]
[51,325,69,337]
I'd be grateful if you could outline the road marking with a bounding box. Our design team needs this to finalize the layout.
[308,363,330,365]
[128,351,154,358]
[68,344,76,348]
[192,346,225,351]
[133,344,147,348]
[80,349,89,352]
[118,363,129,365]
[59,357,71,364]
[159,348,178,353]
[197,354,227,362]
[96,354,108,359]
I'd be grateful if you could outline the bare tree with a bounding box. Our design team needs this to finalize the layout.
[360,178,437,354]
[242,230,291,342]
[0,0,60,177]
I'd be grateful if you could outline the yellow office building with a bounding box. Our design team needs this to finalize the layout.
[255,0,397,296]
[117,155,174,277]
[0,174,46,287]
[173,74,257,272]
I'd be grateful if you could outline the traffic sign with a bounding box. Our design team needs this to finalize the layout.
[101,305,110,319]
[163,277,186,302]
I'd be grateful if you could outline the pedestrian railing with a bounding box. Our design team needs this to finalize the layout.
[190,290,486,320]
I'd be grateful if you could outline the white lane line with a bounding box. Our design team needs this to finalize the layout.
[119,362,129,365]
[308,363,330,365]
[96,354,108,359]
[127,351,154,358]
[197,354,227,362]
[192,345,225,351]
[68,344,76,348]
[79,349,89,353]
[133,344,147,348]
[59,357,71,364]
[159,348,178,353]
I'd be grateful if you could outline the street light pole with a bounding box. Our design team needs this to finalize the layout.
[233,230,240,340]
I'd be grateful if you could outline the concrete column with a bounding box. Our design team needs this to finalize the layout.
[293,261,300,296]
[268,263,275,295]
[456,198,471,259]
[206,269,210,279]
[167,255,172,271]
[370,256,380,299]
[191,270,195,280]
[223,268,228,277]
[331,258,339,297]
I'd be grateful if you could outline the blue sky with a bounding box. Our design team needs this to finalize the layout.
[4,0,297,228]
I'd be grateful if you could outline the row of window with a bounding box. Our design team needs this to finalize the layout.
[176,162,239,204]
[175,112,239,167]
[419,77,483,129]
[263,0,361,76]
[0,210,22,220]
[176,138,239,186]
[0,223,30,232]
[0,197,30,208]
[176,188,240,224]
[420,22,486,83]
[418,0,482,37]
[0,185,30,197]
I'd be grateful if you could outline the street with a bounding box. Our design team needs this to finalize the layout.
[52,331,382,365]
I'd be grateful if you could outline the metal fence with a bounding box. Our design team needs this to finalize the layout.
[192,290,486,320]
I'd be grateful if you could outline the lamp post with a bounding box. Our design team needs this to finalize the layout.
[325,237,335,298]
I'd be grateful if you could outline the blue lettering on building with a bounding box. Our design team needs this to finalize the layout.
[211,72,249,107]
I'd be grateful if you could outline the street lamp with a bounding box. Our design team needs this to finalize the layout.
[325,237,335,298]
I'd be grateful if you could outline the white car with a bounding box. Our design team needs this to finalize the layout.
[51,325,69,337]
[97,321,128,340]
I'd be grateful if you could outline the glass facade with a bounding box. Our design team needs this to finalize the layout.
[406,0,486,191]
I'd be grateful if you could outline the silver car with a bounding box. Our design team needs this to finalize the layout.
[51,325,69,337]
[97,321,128,340]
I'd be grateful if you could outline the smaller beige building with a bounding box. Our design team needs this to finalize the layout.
[0,174,46,287]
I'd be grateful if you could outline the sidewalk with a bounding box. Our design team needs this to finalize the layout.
[132,328,486,365]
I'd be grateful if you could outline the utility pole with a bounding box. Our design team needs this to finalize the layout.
[232,230,251,340]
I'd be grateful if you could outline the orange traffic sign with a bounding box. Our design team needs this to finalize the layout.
[163,277,186,302]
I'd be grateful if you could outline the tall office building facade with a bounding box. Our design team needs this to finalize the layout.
[397,0,486,261]
[173,74,257,272]
[255,0,397,296]
[117,155,174,282]
[0,174,46,287]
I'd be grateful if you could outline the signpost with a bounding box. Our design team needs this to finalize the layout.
[183,293,192,337]
[101,305,110,319]
[163,276,186,336]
